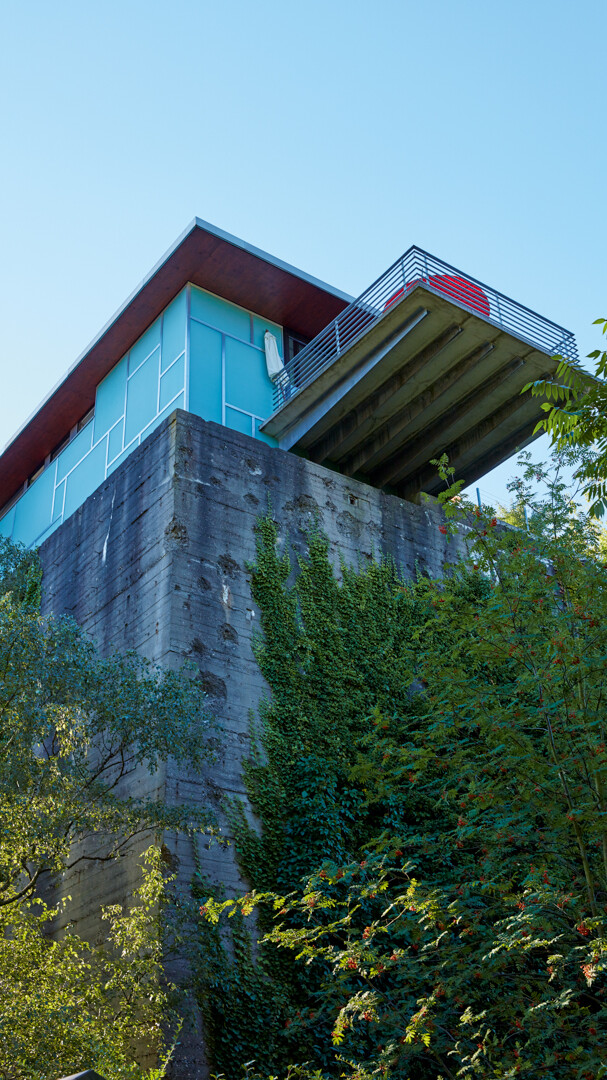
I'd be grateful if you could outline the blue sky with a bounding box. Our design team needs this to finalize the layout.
[1,0,605,506]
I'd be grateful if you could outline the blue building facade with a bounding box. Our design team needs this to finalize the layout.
[0,285,281,549]
[0,219,577,553]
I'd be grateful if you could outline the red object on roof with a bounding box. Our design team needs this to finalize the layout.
[383,274,491,318]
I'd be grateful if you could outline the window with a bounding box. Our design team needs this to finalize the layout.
[77,406,95,432]
[50,406,95,464]
[27,463,45,486]
[283,329,311,390]
[50,434,70,463]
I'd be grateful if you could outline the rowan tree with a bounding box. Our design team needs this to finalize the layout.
[525,316,607,516]
[201,450,607,1079]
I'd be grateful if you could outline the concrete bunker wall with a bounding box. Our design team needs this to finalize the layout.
[39,409,466,1077]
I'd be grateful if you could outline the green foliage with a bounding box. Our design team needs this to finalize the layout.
[524,318,607,516]
[194,877,290,1077]
[0,540,215,1079]
[198,455,607,1079]
[0,536,42,606]
[0,849,174,1080]
[494,499,528,530]
[193,520,423,1077]
[240,519,416,885]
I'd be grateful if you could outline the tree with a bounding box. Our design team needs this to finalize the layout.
[200,451,607,1079]
[1,849,174,1080]
[0,539,214,1080]
[525,317,607,516]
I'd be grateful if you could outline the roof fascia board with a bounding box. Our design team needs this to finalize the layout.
[191,217,354,304]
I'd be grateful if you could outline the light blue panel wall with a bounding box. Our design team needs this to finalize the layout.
[125,350,159,445]
[106,443,136,479]
[140,392,185,444]
[13,466,56,546]
[161,290,187,372]
[129,319,161,375]
[251,313,283,353]
[189,322,222,424]
[0,283,284,549]
[191,286,250,342]
[63,441,107,521]
[159,354,185,410]
[52,480,65,522]
[56,421,94,482]
[255,419,277,447]
[36,518,63,546]
[104,391,183,479]
[0,505,16,538]
[108,419,124,463]
[225,406,253,437]
[94,355,127,442]
[225,338,274,418]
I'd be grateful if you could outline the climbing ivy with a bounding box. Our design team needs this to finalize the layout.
[195,455,607,1080]
[192,517,444,1077]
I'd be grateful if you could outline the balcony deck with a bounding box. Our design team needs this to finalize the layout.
[261,247,577,499]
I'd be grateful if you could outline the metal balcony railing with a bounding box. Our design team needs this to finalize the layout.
[271,246,578,412]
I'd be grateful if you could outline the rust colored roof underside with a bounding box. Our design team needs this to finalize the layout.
[0,219,352,509]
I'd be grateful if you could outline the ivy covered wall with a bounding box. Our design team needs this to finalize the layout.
[192,516,444,1077]
[38,410,468,1079]
[193,469,607,1080]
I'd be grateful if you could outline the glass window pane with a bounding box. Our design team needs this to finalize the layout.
[94,355,127,442]
[128,319,161,375]
[225,406,253,437]
[52,479,65,522]
[255,419,277,447]
[63,441,106,521]
[191,286,250,341]
[251,314,283,351]
[0,505,16,539]
[56,422,94,482]
[107,419,124,463]
[225,338,273,418]
[140,391,185,444]
[161,290,187,372]
[125,349,159,445]
[13,466,55,546]
[159,354,185,411]
[189,321,222,424]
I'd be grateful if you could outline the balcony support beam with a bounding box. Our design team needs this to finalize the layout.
[306,324,464,465]
[394,393,540,500]
[340,340,498,478]
[369,355,528,487]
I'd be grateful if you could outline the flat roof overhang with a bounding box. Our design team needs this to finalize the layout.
[0,219,352,509]
[261,282,564,498]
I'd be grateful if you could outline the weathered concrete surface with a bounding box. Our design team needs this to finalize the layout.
[39,410,467,1078]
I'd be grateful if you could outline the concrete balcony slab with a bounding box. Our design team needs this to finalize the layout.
[262,276,569,498]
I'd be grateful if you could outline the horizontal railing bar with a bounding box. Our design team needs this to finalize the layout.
[409,245,573,334]
[272,245,578,412]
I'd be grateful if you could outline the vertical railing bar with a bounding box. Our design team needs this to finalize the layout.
[271,245,577,411]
